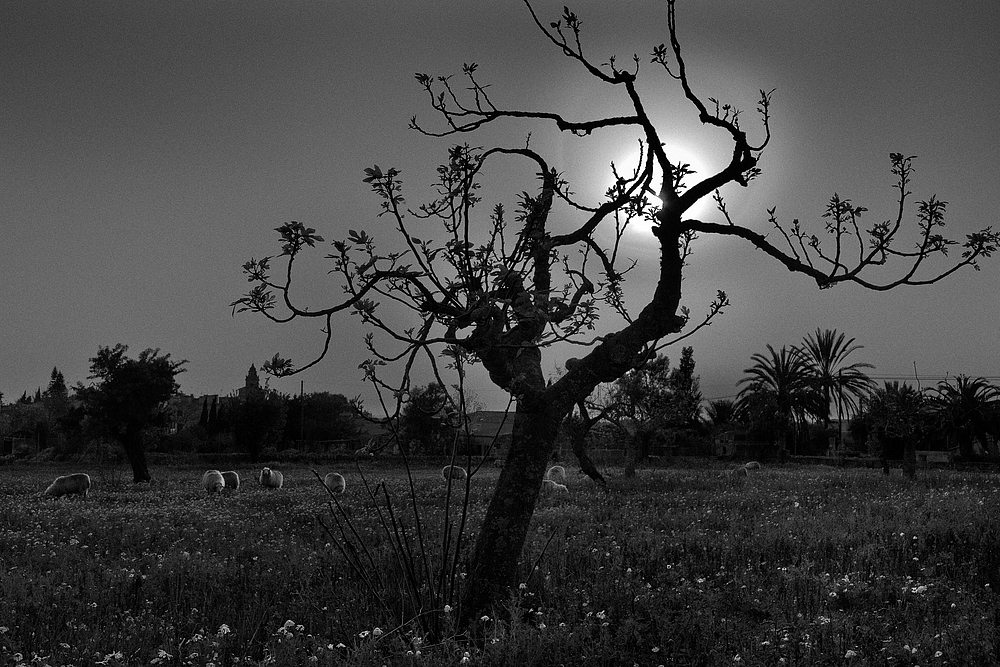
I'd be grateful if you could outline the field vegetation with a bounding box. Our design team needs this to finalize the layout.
[2,462,999,666]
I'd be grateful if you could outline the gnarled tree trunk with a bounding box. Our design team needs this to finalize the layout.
[459,394,568,629]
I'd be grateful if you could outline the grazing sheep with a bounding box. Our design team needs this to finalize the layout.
[744,461,762,472]
[541,478,569,494]
[544,465,567,483]
[442,465,468,481]
[259,467,284,489]
[730,466,749,478]
[202,470,226,494]
[44,473,91,498]
[323,472,346,494]
[221,470,240,490]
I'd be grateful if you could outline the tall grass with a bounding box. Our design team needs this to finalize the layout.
[2,463,999,665]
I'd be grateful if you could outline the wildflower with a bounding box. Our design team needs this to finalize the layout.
[0,627,8,634]
[336,643,346,649]
[481,615,490,622]
[845,649,858,658]
[372,627,383,638]
[734,655,742,662]
[218,624,231,636]
[935,651,943,658]
[444,605,453,613]
[284,620,296,629]
[519,583,527,590]
[13,655,23,663]
[359,630,370,639]
[652,647,660,653]
[460,651,471,664]
[596,610,607,620]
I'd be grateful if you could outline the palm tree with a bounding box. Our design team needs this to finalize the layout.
[863,381,928,476]
[926,375,1000,460]
[798,328,875,426]
[705,399,738,429]
[737,344,822,452]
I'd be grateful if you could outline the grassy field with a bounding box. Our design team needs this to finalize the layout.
[2,461,1000,666]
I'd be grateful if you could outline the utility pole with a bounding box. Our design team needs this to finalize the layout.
[299,380,305,447]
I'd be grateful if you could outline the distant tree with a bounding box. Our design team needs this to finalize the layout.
[41,367,72,453]
[230,388,286,461]
[798,329,875,426]
[606,349,701,476]
[76,344,186,482]
[44,368,68,399]
[284,391,360,445]
[400,383,456,454]
[18,391,31,405]
[863,381,929,477]
[926,375,1000,461]
[738,345,822,452]
[233,0,1000,627]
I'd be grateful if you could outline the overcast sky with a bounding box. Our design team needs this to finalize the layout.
[3,1,999,411]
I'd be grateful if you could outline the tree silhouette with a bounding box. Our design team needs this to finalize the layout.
[863,381,929,476]
[926,375,1000,461]
[738,344,821,453]
[234,1,1000,626]
[76,344,185,482]
[798,328,875,439]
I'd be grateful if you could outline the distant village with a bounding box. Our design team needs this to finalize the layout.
[0,363,520,462]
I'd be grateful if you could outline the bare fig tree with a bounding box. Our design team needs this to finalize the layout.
[233,1,999,627]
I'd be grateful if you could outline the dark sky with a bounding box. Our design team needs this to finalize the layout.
[3,1,999,409]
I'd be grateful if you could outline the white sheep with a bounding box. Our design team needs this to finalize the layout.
[744,461,762,472]
[323,472,346,494]
[541,478,569,494]
[441,465,468,481]
[259,467,284,489]
[221,470,240,491]
[729,466,749,478]
[202,470,226,494]
[44,473,91,498]
[544,465,567,483]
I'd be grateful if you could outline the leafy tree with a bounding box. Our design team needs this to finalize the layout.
[738,345,821,452]
[798,329,875,427]
[608,354,674,476]
[76,344,186,482]
[926,375,1000,461]
[233,2,1000,625]
[606,347,702,476]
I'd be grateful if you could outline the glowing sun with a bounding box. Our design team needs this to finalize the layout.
[613,141,714,236]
